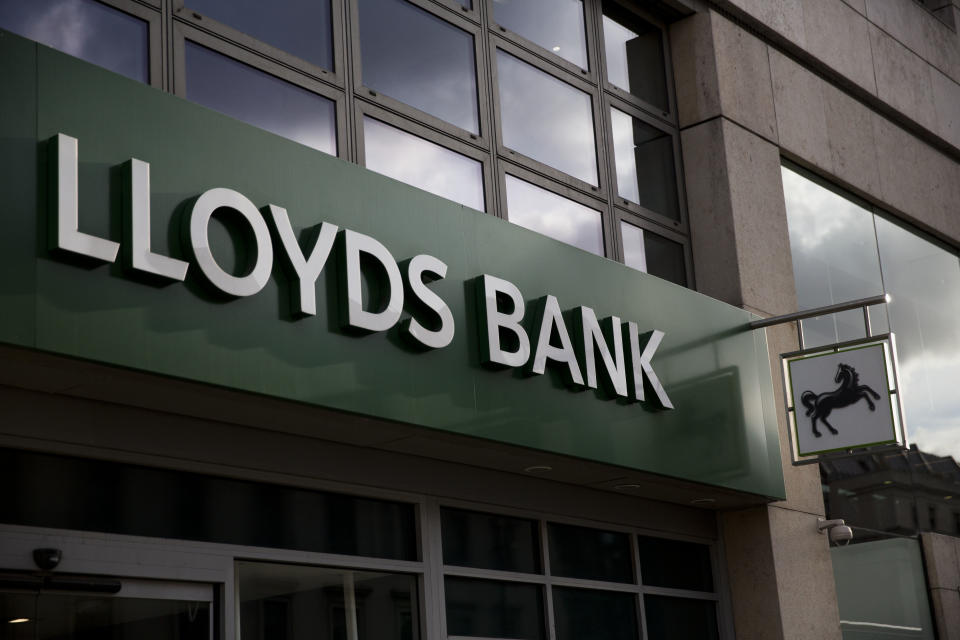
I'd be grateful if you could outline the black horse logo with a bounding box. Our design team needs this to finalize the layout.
[800,363,882,438]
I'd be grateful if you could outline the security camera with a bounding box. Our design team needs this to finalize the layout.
[817,518,853,545]
[33,548,62,571]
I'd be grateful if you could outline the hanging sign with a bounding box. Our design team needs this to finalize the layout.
[786,341,901,458]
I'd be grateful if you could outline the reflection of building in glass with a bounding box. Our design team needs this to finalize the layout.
[822,446,960,540]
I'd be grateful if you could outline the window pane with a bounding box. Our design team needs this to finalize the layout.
[359,0,478,134]
[497,51,598,185]
[610,108,678,219]
[493,0,587,69]
[603,3,667,111]
[548,523,633,583]
[637,536,713,591]
[444,577,545,640]
[239,562,419,640]
[553,587,639,640]
[441,507,541,573]
[621,222,686,286]
[0,447,418,560]
[0,0,148,82]
[364,117,484,210]
[643,595,718,640]
[781,166,885,347]
[505,175,603,255]
[875,217,960,465]
[186,0,333,70]
[185,42,336,155]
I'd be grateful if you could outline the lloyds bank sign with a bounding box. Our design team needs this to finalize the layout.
[0,35,785,496]
[51,134,673,411]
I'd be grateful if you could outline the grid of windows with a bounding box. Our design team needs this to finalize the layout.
[0,0,691,286]
[1,447,725,640]
[438,506,721,640]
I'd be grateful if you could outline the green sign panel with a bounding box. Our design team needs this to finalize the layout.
[0,32,785,498]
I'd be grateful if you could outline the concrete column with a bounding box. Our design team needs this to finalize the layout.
[672,10,842,640]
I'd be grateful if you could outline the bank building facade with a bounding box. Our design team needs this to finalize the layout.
[0,0,959,638]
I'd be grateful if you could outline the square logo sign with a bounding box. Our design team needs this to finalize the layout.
[788,343,897,457]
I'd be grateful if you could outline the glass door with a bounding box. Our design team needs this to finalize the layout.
[0,576,213,640]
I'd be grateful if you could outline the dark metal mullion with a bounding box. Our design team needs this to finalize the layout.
[342,0,359,162]
[585,0,619,262]
[475,0,504,221]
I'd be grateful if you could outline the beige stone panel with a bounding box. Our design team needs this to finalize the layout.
[768,506,843,640]
[841,0,867,16]
[670,11,721,128]
[724,0,806,46]
[802,0,877,95]
[929,588,960,640]
[722,119,797,316]
[869,25,938,132]
[932,69,960,150]
[921,8,960,86]
[681,119,742,307]
[769,49,831,171]
[822,83,882,196]
[765,322,826,516]
[922,532,960,590]
[871,113,959,240]
[720,507,785,640]
[711,13,778,141]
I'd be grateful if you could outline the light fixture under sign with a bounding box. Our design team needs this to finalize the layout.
[690,498,716,505]
[8,619,30,624]
[524,465,552,474]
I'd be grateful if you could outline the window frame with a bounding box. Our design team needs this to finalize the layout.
[348,0,492,147]
[484,0,600,81]
[497,160,614,258]
[355,100,495,213]
[172,22,348,159]
[490,37,609,198]
[594,0,678,127]
[428,497,724,640]
[173,0,347,87]
[612,210,693,287]
[604,94,687,233]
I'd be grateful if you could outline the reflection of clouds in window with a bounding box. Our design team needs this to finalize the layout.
[364,117,484,211]
[497,51,597,186]
[782,166,883,314]
[185,42,336,155]
[620,221,647,272]
[0,0,148,82]
[359,0,478,134]
[876,215,960,461]
[610,108,678,219]
[782,164,960,462]
[505,175,602,255]
[186,0,333,70]
[492,0,587,69]
[601,9,667,111]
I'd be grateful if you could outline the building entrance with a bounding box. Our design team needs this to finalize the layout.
[0,576,213,640]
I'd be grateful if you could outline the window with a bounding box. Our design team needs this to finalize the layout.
[505,174,604,255]
[782,163,960,486]
[357,0,479,134]
[439,506,720,640]
[0,0,150,83]
[185,0,333,70]
[4,0,689,284]
[492,0,588,69]
[496,50,598,186]
[363,116,484,210]
[238,562,419,640]
[185,42,337,154]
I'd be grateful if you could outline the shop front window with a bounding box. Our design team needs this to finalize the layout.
[781,163,960,505]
